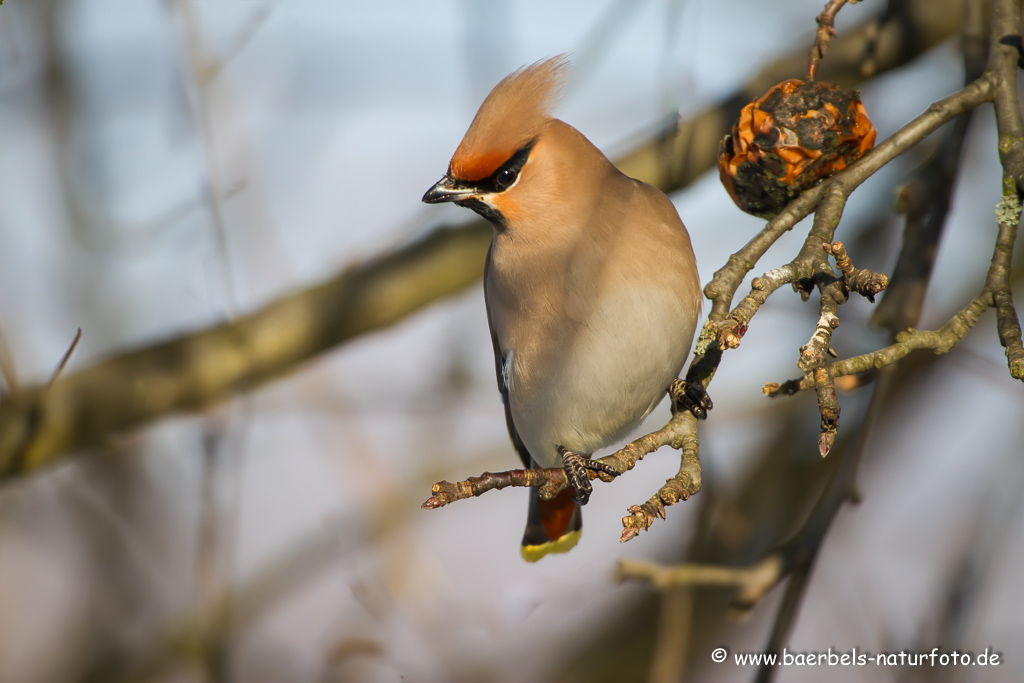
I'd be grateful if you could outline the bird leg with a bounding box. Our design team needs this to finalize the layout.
[559,447,620,506]
[670,379,713,420]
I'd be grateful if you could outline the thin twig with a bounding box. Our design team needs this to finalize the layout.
[177,0,240,318]
[988,0,1024,193]
[765,193,1020,396]
[766,291,994,395]
[824,241,889,301]
[988,195,1023,378]
[425,397,703,541]
[711,264,800,351]
[620,405,700,541]
[48,327,82,387]
[808,0,854,81]
[423,466,567,509]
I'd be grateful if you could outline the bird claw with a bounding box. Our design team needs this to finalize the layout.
[672,380,713,420]
[559,448,620,506]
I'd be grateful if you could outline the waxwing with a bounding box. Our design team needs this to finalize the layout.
[423,56,702,561]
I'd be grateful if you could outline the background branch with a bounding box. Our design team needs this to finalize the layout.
[0,0,961,483]
[597,2,1017,681]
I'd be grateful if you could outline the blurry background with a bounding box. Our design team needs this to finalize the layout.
[0,1,1022,682]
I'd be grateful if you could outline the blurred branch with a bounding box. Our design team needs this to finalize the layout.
[83,502,402,683]
[646,588,693,683]
[872,0,989,330]
[49,327,82,387]
[902,425,1024,681]
[751,4,1007,679]
[612,3,1009,680]
[0,0,960,482]
[0,328,19,395]
[177,0,240,316]
[752,366,890,683]
[0,225,491,477]
[617,555,783,608]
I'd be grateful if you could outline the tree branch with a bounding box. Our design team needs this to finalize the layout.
[615,9,1011,681]
[0,0,963,485]
[702,74,995,328]
[807,0,854,81]
[763,0,1023,396]
[718,6,1013,678]
[617,555,784,608]
[987,0,1024,377]
[694,75,993,422]
[424,383,703,542]
[825,241,889,301]
[0,225,492,477]
[767,291,992,397]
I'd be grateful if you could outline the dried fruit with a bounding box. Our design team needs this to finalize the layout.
[719,79,876,217]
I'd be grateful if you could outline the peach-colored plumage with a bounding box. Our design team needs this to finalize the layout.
[449,56,568,181]
[423,56,702,562]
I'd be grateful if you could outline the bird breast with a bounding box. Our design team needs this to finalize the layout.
[486,219,700,468]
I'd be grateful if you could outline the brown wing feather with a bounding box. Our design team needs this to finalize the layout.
[483,244,533,470]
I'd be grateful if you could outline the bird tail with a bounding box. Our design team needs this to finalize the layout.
[520,487,582,562]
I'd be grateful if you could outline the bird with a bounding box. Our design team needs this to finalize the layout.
[422,56,703,561]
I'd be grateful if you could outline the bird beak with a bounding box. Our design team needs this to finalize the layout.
[422,175,477,204]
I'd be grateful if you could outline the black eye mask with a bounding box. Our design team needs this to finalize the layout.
[454,141,534,195]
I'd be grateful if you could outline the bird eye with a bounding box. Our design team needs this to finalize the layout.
[497,169,517,189]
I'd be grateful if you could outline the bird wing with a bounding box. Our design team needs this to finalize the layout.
[483,244,533,470]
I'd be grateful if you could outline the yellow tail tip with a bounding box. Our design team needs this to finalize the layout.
[520,529,582,562]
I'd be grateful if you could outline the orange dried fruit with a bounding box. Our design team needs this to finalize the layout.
[718,79,876,217]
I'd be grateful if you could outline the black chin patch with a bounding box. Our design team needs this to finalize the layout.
[458,198,507,229]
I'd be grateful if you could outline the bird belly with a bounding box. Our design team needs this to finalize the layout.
[507,285,694,468]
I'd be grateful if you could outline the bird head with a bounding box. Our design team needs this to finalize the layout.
[422,56,574,230]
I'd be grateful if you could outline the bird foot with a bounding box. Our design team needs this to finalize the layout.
[559,448,619,506]
[671,379,713,420]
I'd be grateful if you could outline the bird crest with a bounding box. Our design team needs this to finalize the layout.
[449,55,569,182]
